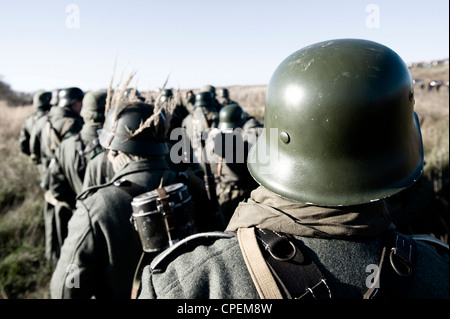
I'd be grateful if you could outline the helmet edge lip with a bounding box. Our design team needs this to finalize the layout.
[247,136,424,207]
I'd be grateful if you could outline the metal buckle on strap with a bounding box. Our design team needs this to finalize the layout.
[268,241,297,261]
[389,247,413,277]
[297,279,332,299]
[256,229,297,261]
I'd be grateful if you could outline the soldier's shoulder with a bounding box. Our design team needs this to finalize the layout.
[150,231,235,271]
[89,148,107,161]
[34,113,49,126]
[76,180,113,200]
[412,234,449,257]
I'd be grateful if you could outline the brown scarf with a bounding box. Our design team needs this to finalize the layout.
[226,186,393,239]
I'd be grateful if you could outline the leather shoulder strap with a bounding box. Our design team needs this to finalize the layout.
[237,227,332,299]
[237,227,283,299]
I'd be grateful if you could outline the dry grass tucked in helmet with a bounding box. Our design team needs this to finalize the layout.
[104,66,179,144]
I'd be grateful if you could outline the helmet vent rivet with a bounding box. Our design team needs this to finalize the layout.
[409,90,414,101]
[280,131,290,144]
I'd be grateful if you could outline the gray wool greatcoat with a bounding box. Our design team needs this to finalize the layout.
[50,157,184,299]
[139,187,449,299]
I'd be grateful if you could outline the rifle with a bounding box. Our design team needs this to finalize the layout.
[201,133,225,230]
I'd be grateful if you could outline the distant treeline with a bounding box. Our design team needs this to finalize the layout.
[0,79,32,106]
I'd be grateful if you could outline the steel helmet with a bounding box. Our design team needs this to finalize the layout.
[160,88,173,103]
[218,103,247,130]
[247,38,423,206]
[58,87,84,107]
[217,88,229,99]
[33,90,52,110]
[80,90,107,124]
[194,91,215,108]
[99,101,169,156]
[123,88,145,102]
[201,84,216,96]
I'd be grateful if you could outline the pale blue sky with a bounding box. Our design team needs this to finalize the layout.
[0,0,448,93]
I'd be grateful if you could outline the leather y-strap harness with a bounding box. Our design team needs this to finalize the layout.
[254,228,332,299]
[238,227,418,299]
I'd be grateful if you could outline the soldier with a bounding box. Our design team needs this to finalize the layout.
[45,91,107,250]
[29,87,84,262]
[200,84,222,112]
[179,91,226,228]
[183,89,195,113]
[30,87,84,183]
[138,39,449,299]
[79,88,146,191]
[28,89,59,183]
[18,90,52,157]
[181,91,219,164]
[216,88,236,106]
[202,103,262,223]
[49,90,106,196]
[159,88,189,135]
[123,87,145,102]
[50,89,213,298]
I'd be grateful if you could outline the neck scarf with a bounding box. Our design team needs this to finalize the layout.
[226,186,393,239]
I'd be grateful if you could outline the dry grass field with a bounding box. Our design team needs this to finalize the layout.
[0,63,448,298]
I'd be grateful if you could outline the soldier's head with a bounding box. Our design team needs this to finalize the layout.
[160,88,173,103]
[218,103,247,131]
[194,91,215,109]
[58,87,84,114]
[99,100,170,172]
[216,88,229,99]
[123,88,145,102]
[248,38,423,206]
[33,90,52,112]
[200,84,216,97]
[80,90,107,126]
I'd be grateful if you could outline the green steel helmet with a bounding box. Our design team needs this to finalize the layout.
[33,90,52,110]
[248,38,423,206]
[160,88,173,103]
[194,91,215,108]
[99,101,169,156]
[218,103,247,130]
[201,84,216,96]
[123,88,144,101]
[58,87,84,107]
[80,90,107,124]
[217,88,229,98]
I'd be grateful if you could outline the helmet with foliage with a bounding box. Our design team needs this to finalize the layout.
[99,101,169,156]
[247,38,423,206]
